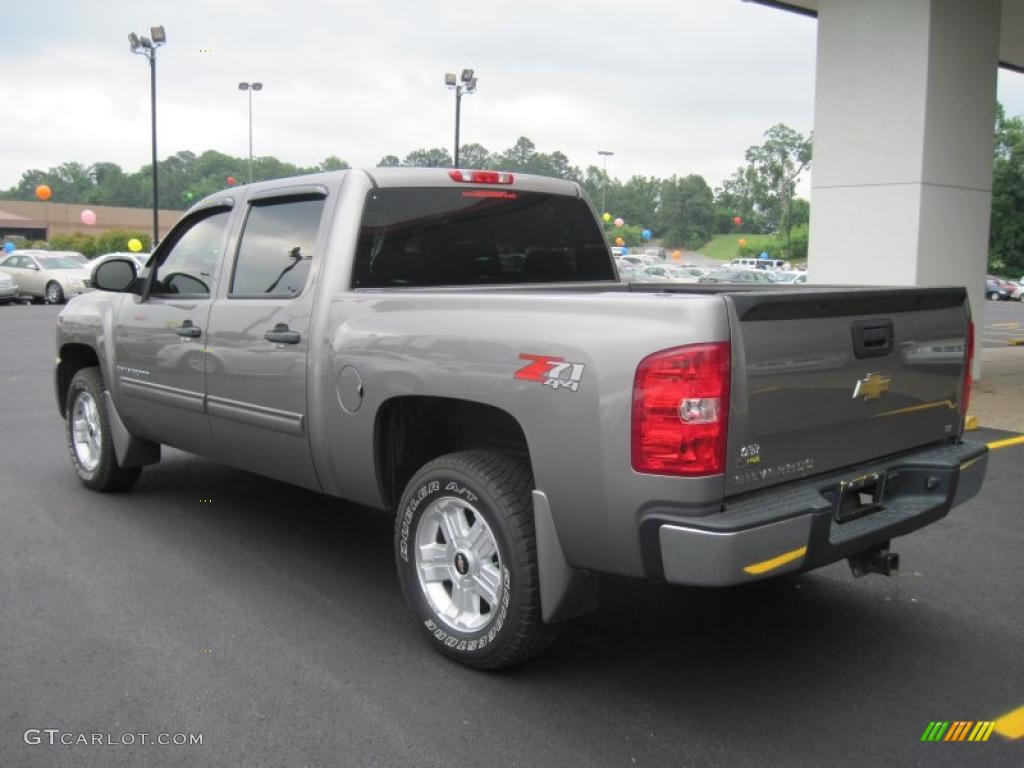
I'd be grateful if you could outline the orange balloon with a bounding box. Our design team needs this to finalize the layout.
[36,184,52,201]
[615,237,625,247]
[672,250,682,261]
[738,238,747,246]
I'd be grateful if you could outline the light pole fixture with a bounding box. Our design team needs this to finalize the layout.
[598,150,614,215]
[129,25,166,248]
[444,68,477,168]
[238,81,264,183]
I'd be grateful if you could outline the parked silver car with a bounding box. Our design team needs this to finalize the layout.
[0,250,94,304]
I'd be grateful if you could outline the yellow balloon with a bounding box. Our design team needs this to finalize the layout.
[738,238,747,247]
[602,212,611,222]
[128,238,143,253]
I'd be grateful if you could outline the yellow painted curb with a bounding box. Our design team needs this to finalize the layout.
[987,435,1024,451]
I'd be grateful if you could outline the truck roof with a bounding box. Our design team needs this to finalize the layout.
[191,168,582,210]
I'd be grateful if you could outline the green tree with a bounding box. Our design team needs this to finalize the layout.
[377,155,401,167]
[497,137,537,170]
[319,156,350,172]
[458,143,492,170]
[657,175,716,248]
[990,103,1024,276]
[403,148,453,167]
[718,123,812,257]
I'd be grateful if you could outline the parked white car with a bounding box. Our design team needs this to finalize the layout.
[0,250,94,304]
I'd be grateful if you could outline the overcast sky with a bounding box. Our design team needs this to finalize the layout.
[2,0,1023,193]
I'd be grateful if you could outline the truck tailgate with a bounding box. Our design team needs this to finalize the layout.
[723,287,969,496]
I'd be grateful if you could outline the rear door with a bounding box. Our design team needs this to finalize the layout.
[204,187,329,490]
[112,206,234,457]
[724,288,969,495]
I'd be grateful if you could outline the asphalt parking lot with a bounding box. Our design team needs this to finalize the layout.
[2,304,1022,768]
[981,298,1024,347]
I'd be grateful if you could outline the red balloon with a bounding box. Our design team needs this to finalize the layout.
[226,176,236,186]
[733,216,742,226]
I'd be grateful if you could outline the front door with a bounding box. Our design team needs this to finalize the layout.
[3,255,42,296]
[205,192,327,490]
[112,207,234,457]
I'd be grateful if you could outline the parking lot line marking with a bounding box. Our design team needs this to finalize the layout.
[986,435,1024,451]
[993,705,1024,740]
[742,546,806,575]
[987,322,1021,329]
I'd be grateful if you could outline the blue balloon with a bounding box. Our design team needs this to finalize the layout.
[3,242,14,253]
[759,251,769,259]
[641,229,652,241]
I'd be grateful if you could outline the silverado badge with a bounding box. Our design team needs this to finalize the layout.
[852,372,891,401]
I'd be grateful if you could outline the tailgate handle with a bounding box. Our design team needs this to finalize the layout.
[851,320,894,359]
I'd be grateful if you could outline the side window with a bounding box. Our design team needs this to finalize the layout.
[229,196,325,297]
[150,210,231,297]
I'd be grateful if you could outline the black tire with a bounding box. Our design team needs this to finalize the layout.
[65,367,142,491]
[395,450,558,670]
[45,280,65,305]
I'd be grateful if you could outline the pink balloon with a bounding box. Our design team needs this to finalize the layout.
[614,217,624,228]
[80,209,97,226]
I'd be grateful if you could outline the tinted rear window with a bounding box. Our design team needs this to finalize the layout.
[352,187,615,287]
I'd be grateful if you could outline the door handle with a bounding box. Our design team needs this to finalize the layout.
[174,320,202,338]
[264,324,301,344]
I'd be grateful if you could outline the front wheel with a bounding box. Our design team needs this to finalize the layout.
[45,280,65,304]
[65,367,142,491]
[395,450,558,670]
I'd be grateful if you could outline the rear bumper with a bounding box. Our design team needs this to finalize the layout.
[653,440,988,587]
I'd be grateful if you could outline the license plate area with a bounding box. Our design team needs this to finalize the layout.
[831,472,887,524]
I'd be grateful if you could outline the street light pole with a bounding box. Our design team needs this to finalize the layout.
[598,150,614,214]
[238,82,263,183]
[445,69,477,168]
[129,26,166,248]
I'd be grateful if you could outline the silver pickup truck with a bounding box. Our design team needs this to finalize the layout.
[56,168,987,669]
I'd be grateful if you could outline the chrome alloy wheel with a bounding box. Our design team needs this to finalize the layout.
[71,391,102,471]
[46,282,62,303]
[414,496,503,632]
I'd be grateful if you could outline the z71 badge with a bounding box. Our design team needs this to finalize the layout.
[514,353,585,393]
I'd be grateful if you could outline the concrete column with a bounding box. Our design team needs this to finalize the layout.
[807,0,1001,376]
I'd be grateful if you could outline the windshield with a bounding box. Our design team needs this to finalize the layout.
[36,256,81,270]
[352,188,615,287]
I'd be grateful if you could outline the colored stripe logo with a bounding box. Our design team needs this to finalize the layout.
[921,721,996,742]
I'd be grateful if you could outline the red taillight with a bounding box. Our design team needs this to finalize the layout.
[631,343,731,476]
[448,169,514,184]
[962,320,974,417]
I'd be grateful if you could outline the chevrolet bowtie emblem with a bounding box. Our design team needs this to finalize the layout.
[852,373,891,401]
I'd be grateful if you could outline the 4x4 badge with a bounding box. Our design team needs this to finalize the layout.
[852,372,891,401]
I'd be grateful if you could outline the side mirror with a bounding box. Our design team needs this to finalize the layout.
[93,258,139,292]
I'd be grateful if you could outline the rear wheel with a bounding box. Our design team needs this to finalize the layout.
[65,367,141,491]
[45,280,65,304]
[395,450,558,670]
